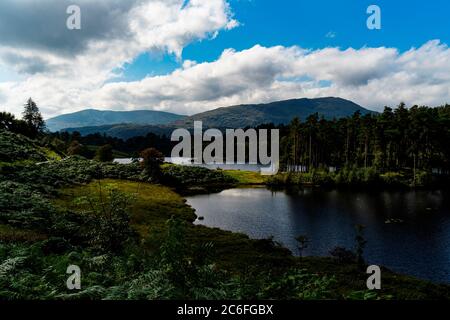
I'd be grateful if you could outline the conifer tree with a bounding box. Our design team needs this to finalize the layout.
[23,98,45,135]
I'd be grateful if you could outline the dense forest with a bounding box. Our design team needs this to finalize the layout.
[277,103,450,173]
[261,103,450,187]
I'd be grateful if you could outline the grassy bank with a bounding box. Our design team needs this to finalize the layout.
[223,170,269,185]
[266,167,446,189]
[53,179,450,299]
[191,166,445,190]
[55,179,292,269]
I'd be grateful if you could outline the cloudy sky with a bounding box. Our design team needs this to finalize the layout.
[0,0,449,119]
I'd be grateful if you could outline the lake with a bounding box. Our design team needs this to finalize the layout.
[187,187,450,284]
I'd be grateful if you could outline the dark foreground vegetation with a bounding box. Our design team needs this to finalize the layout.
[1,101,450,300]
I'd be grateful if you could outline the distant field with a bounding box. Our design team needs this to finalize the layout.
[223,170,268,185]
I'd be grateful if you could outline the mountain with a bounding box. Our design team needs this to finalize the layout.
[46,109,186,132]
[61,97,375,139]
[173,97,374,128]
[63,123,172,140]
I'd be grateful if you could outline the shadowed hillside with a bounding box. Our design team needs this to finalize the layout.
[173,97,374,128]
[60,97,374,139]
[46,109,186,132]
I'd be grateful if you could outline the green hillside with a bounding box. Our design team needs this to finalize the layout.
[0,130,60,166]
[61,97,374,139]
[175,97,374,128]
[46,109,186,132]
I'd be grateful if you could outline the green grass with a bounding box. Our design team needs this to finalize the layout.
[161,165,267,185]
[223,170,268,185]
[39,147,62,161]
[54,179,292,269]
[55,179,196,236]
[51,179,450,299]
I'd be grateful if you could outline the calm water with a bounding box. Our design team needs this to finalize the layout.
[187,187,450,283]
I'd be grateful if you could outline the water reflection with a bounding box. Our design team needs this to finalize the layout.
[187,187,450,283]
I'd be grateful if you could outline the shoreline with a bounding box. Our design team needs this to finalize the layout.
[186,181,450,286]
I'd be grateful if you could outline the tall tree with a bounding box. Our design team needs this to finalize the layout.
[140,148,165,181]
[23,98,45,135]
[95,144,114,162]
[0,112,16,131]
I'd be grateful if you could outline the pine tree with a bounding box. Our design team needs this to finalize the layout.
[22,98,45,135]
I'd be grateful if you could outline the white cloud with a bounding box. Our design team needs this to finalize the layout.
[86,40,450,115]
[0,0,238,117]
[0,0,449,119]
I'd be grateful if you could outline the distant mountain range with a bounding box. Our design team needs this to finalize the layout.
[46,109,185,132]
[173,97,373,128]
[50,97,375,139]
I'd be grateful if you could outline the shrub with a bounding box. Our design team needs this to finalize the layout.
[67,140,89,157]
[258,269,335,300]
[380,172,406,186]
[333,166,379,186]
[140,148,164,181]
[329,246,356,263]
[0,130,47,163]
[295,235,309,257]
[414,170,432,186]
[161,165,236,192]
[73,185,137,253]
[95,144,114,162]
[355,225,367,268]
[0,181,56,230]
[266,173,289,186]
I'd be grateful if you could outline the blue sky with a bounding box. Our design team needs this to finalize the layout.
[120,0,450,80]
[1,0,449,117]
